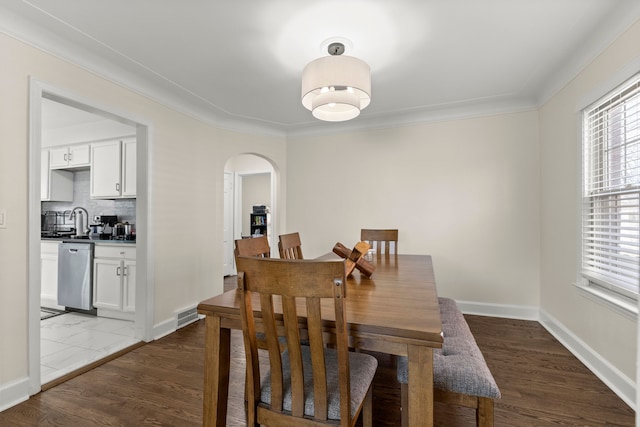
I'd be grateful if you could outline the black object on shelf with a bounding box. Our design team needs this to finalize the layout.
[252,205,268,214]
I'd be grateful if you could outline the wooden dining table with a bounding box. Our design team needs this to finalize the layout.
[197,253,443,427]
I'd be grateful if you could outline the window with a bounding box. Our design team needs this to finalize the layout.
[582,73,640,305]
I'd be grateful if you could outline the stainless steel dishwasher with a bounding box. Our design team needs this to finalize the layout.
[58,241,95,312]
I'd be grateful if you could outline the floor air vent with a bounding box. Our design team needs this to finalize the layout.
[176,307,198,329]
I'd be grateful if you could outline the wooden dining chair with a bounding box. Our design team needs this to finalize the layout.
[278,232,304,259]
[234,234,280,353]
[360,228,398,258]
[236,256,377,427]
[234,235,271,259]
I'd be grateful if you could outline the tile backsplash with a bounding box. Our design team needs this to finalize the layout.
[41,170,136,225]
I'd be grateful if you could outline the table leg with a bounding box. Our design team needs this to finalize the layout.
[407,345,434,427]
[203,314,231,427]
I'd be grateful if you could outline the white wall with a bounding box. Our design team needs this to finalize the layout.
[0,32,286,409]
[539,18,640,406]
[286,111,541,310]
[226,153,273,173]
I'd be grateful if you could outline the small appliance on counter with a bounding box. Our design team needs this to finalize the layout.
[112,222,135,241]
[89,224,103,240]
[92,215,118,240]
[41,211,75,238]
[97,215,118,226]
[88,215,135,241]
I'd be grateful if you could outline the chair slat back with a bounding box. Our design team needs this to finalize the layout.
[236,257,350,425]
[278,232,304,259]
[360,228,398,258]
[234,235,270,259]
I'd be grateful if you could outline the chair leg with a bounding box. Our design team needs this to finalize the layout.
[363,385,373,427]
[400,383,408,427]
[244,372,249,405]
[477,397,494,427]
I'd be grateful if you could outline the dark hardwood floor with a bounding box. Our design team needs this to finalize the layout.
[1,278,634,426]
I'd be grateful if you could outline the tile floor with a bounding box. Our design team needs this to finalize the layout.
[41,312,139,384]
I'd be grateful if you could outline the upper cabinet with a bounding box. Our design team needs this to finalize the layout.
[49,144,90,169]
[91,138,136,199]
[41,149,73,201]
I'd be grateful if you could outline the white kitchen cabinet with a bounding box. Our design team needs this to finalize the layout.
[41,149,73,201]
[93,258,122,311]
[90,138,136,199]
[49,144,90,169]
[90,140,121,198]
[93,244,136,320]
[41,241,64,309]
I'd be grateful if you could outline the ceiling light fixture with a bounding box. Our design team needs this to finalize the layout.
[301,42,371,122]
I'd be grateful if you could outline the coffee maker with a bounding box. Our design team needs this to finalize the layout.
[91,215,118,240]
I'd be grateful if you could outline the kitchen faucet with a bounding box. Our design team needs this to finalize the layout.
[69,207,90,237]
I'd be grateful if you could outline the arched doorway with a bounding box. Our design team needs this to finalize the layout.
[223,154,276,275]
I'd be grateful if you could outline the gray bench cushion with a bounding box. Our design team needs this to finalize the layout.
[397,297,501,399]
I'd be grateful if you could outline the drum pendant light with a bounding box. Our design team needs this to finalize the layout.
[301,42,371,122]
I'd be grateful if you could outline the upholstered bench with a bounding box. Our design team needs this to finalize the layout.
[397,297,501,427]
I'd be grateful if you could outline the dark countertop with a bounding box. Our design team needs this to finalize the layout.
[41,237,136,245]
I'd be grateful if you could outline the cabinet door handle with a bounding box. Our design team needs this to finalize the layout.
[68,153,72,162]
[64,153,68,161]
[116,266,121,276]
[116,183,120,192]
[123,266,128,276]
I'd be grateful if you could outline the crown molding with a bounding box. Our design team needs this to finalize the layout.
[536,2,640,107]
[3,3,639,139]
[0,6,287,138]
[286,97,538,138]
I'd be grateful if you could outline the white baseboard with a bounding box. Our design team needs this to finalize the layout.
[0,376,29,412]
[456,300,539,320]
[97,308,134,322]
[152,310,204,341]
[40,297,64,311]
[152,317,177,341]
[452,300,635,410]
[539,309,636,410]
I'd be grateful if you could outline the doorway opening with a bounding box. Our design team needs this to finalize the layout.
[28,79,152,395]
[224,154,276,276]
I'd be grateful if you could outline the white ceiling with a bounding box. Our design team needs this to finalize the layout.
[3,0,640,135]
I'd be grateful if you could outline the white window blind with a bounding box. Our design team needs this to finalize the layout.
[582,74,640,300]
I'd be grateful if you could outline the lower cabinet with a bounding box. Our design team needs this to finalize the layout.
[41,241,63,309]
[123,261,137,312]
[93,245,136,320]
